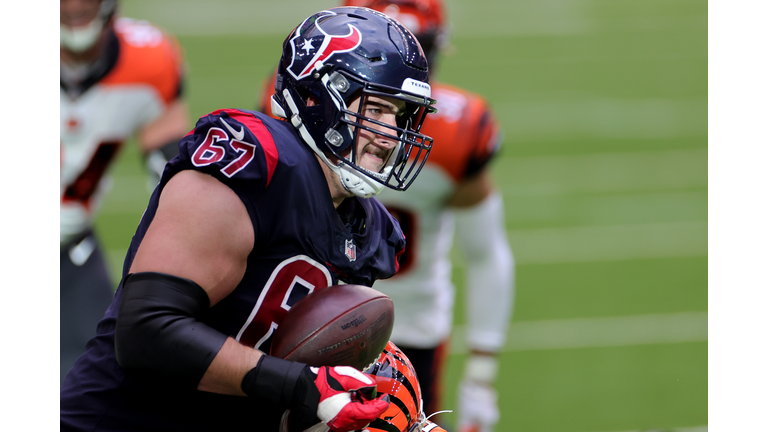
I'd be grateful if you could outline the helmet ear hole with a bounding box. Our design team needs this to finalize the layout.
[296,87,316,107]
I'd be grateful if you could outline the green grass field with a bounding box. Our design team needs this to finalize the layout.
[95,1,707,430]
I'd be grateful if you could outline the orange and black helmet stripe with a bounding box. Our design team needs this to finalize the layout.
[366,341,424,432]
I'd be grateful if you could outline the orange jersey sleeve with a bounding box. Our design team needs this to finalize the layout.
[258,68,280,117]
[420,82,502,182]
[100,18,184,105]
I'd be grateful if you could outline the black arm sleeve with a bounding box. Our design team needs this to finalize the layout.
[242,356,320,428]
[115,272,228,387]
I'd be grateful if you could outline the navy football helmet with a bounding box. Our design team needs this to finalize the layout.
[271,7,436,198]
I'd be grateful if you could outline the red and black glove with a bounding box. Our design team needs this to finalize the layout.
[313,365,389,431]
[242,356,389,432]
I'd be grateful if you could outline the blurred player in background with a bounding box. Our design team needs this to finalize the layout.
[258,1,515,431]
[61,7,439,432]
[60,0,189,383]
[351,3,515,430]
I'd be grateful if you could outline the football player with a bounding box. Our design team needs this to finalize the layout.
[61,7,437,432]
[60,0,190,383]
[257,1,515,431]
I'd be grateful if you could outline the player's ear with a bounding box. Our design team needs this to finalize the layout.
[306,94,320,107]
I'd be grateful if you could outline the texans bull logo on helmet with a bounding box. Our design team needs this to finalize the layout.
[287,11,363,80]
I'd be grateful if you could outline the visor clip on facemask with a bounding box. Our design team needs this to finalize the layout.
[325,129,344,148]
[330,73,350,94]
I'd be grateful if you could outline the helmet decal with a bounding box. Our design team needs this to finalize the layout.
[287,12,363,80]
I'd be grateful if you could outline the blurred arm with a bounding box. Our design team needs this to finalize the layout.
[137,99,190,153]
[449,170,514,432]
[138,99,190,186]
[449,171,515,354]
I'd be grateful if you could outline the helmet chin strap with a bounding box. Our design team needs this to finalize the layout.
[281,87,387,199]
[60,18,104,53]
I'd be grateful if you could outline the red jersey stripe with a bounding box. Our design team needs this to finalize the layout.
[213,109,279,186]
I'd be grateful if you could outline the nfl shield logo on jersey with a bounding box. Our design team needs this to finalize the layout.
[345,239,357,262]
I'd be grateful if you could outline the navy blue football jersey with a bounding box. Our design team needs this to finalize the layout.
[60,109,406,431]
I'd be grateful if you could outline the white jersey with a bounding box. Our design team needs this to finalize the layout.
[374,83,502,347]
[60,18,183,245]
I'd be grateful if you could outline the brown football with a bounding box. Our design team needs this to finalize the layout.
[269,284,394,370]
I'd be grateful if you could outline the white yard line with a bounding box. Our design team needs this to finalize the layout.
[109,220,708,274]
[589,427,707,432]
[451,311,707,354]
[495,98,706,141]
[448,220,707,265]
[102,149,708,216]
[507,221,707,265]
[500,148,707,196]
[104,149,708,213]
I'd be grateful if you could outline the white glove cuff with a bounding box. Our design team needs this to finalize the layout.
[464,355,498,384]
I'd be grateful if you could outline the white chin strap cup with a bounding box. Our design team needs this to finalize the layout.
[338,164,385,199]
[60,19,104,53]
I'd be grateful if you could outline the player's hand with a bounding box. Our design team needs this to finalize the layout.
[313,365,389,432]
[457,379,499,432]
[244,357,388,432]
[277,365,388,432]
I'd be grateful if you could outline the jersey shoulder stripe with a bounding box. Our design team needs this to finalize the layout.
[210,109,280,186]
[99,18,184,104]
[176,109,281,196]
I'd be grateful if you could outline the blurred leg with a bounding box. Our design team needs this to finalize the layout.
[399,340,450,423]
[60,232,115,385]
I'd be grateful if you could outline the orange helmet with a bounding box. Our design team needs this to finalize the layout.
[342,0,448,69]
[364,342,447,432]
